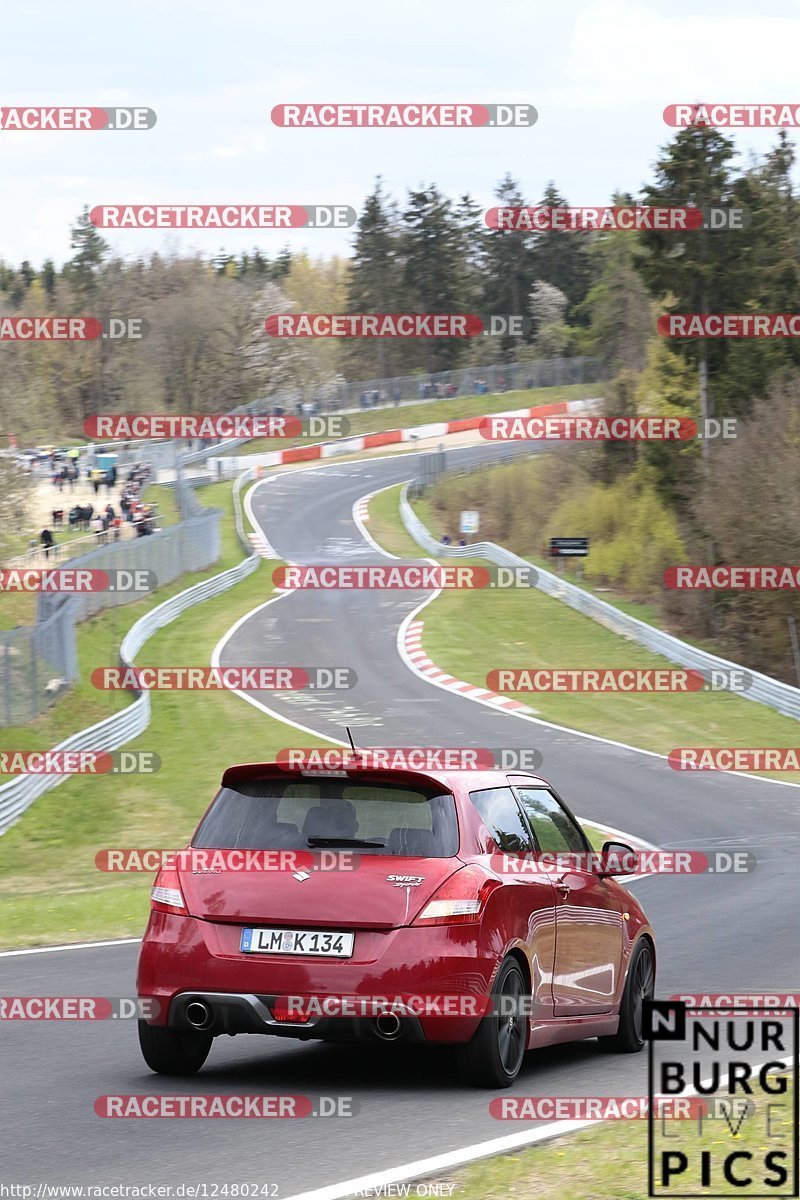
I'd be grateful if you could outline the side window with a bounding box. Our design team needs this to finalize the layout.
[469,787,533,853]
[515,788,587,854]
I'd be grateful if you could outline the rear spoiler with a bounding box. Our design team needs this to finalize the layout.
[220,760,454,794]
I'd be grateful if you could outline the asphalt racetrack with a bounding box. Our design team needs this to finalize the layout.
[3,444,799,1196]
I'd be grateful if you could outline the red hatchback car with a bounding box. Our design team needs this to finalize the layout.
[137,763,655,1087]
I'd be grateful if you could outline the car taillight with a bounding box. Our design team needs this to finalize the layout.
[150,867,186,915]
[412,866,498,926]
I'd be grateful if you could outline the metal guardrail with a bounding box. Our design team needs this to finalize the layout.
[411,441,543,494]
[0,545,260,836]
[399,484,800,723]
[181,438,251,466]
[232,466,258,552]
[0,689,151,837]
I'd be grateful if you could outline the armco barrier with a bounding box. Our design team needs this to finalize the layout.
[0,542,259,836]
[0,704,152,838]
[399,484,800,723]
[232,466,258,552]
[36,508,221,627]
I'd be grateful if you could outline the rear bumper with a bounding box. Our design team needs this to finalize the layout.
[168,990,426,1043]
[137,910,496,1044]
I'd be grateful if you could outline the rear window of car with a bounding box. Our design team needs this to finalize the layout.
[193,777,459,857]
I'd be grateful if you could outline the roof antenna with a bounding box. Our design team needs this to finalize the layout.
[345,726,364,761]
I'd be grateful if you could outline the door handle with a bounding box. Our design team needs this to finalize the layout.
[555,878,571,898]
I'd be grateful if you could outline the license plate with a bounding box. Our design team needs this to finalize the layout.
[240,927,354,958]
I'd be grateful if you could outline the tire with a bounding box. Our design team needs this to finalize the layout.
[597,938,655,1054]
[455,958,528,1088]
[138,1019,213,1075]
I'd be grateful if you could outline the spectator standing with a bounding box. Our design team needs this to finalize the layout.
[91,513,106,544]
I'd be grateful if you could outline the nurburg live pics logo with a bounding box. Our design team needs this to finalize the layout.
[644,998,799,1196]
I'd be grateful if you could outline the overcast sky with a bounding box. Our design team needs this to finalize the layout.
[2,0,799,267]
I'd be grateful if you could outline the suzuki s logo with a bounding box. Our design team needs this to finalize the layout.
[293,870,311,882]
[386,875,425,887]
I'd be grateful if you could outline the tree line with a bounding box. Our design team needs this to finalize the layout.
[3,126,800,679]
[2,127,799,436]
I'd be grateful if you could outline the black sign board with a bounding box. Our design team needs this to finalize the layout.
[550,537,589,558]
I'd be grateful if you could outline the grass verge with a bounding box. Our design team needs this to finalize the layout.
[362,484,425,559]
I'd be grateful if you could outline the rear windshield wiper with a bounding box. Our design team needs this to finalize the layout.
[306,836,386,848]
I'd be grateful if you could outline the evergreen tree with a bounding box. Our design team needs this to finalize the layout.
[453,192,488,312]
[402,184,470,370]
[271,247,293,282]
[529,182,593,315]
[65,205,109,299]
[483,174,537,360]
[579,198,652,375]
[347,178,403,377]
[41,259,57,301]
[720,132,800,411]
[637,128,741,454]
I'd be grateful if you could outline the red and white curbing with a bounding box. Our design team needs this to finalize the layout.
[403,619,534,714]
[222,395,600,473]
[248,530,278,559]
[352,496,370,525]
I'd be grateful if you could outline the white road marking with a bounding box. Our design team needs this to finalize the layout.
[0,937,140,958]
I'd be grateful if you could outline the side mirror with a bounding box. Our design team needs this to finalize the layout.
[598,840,639,877]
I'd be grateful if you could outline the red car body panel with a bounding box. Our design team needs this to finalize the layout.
[137,764,654,1047]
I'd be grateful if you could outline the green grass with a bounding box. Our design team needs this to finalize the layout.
[3,521,108,573]
[145,482,179,527]
[427,1075,795,1199]
[0,559,324,948]
[368,485,800,777]
[0,589,37,630]
[582,824,616,850]
[363,484,425,559]
[0,485,183,631]
[238,383,599,456]
[0,662,610,948]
